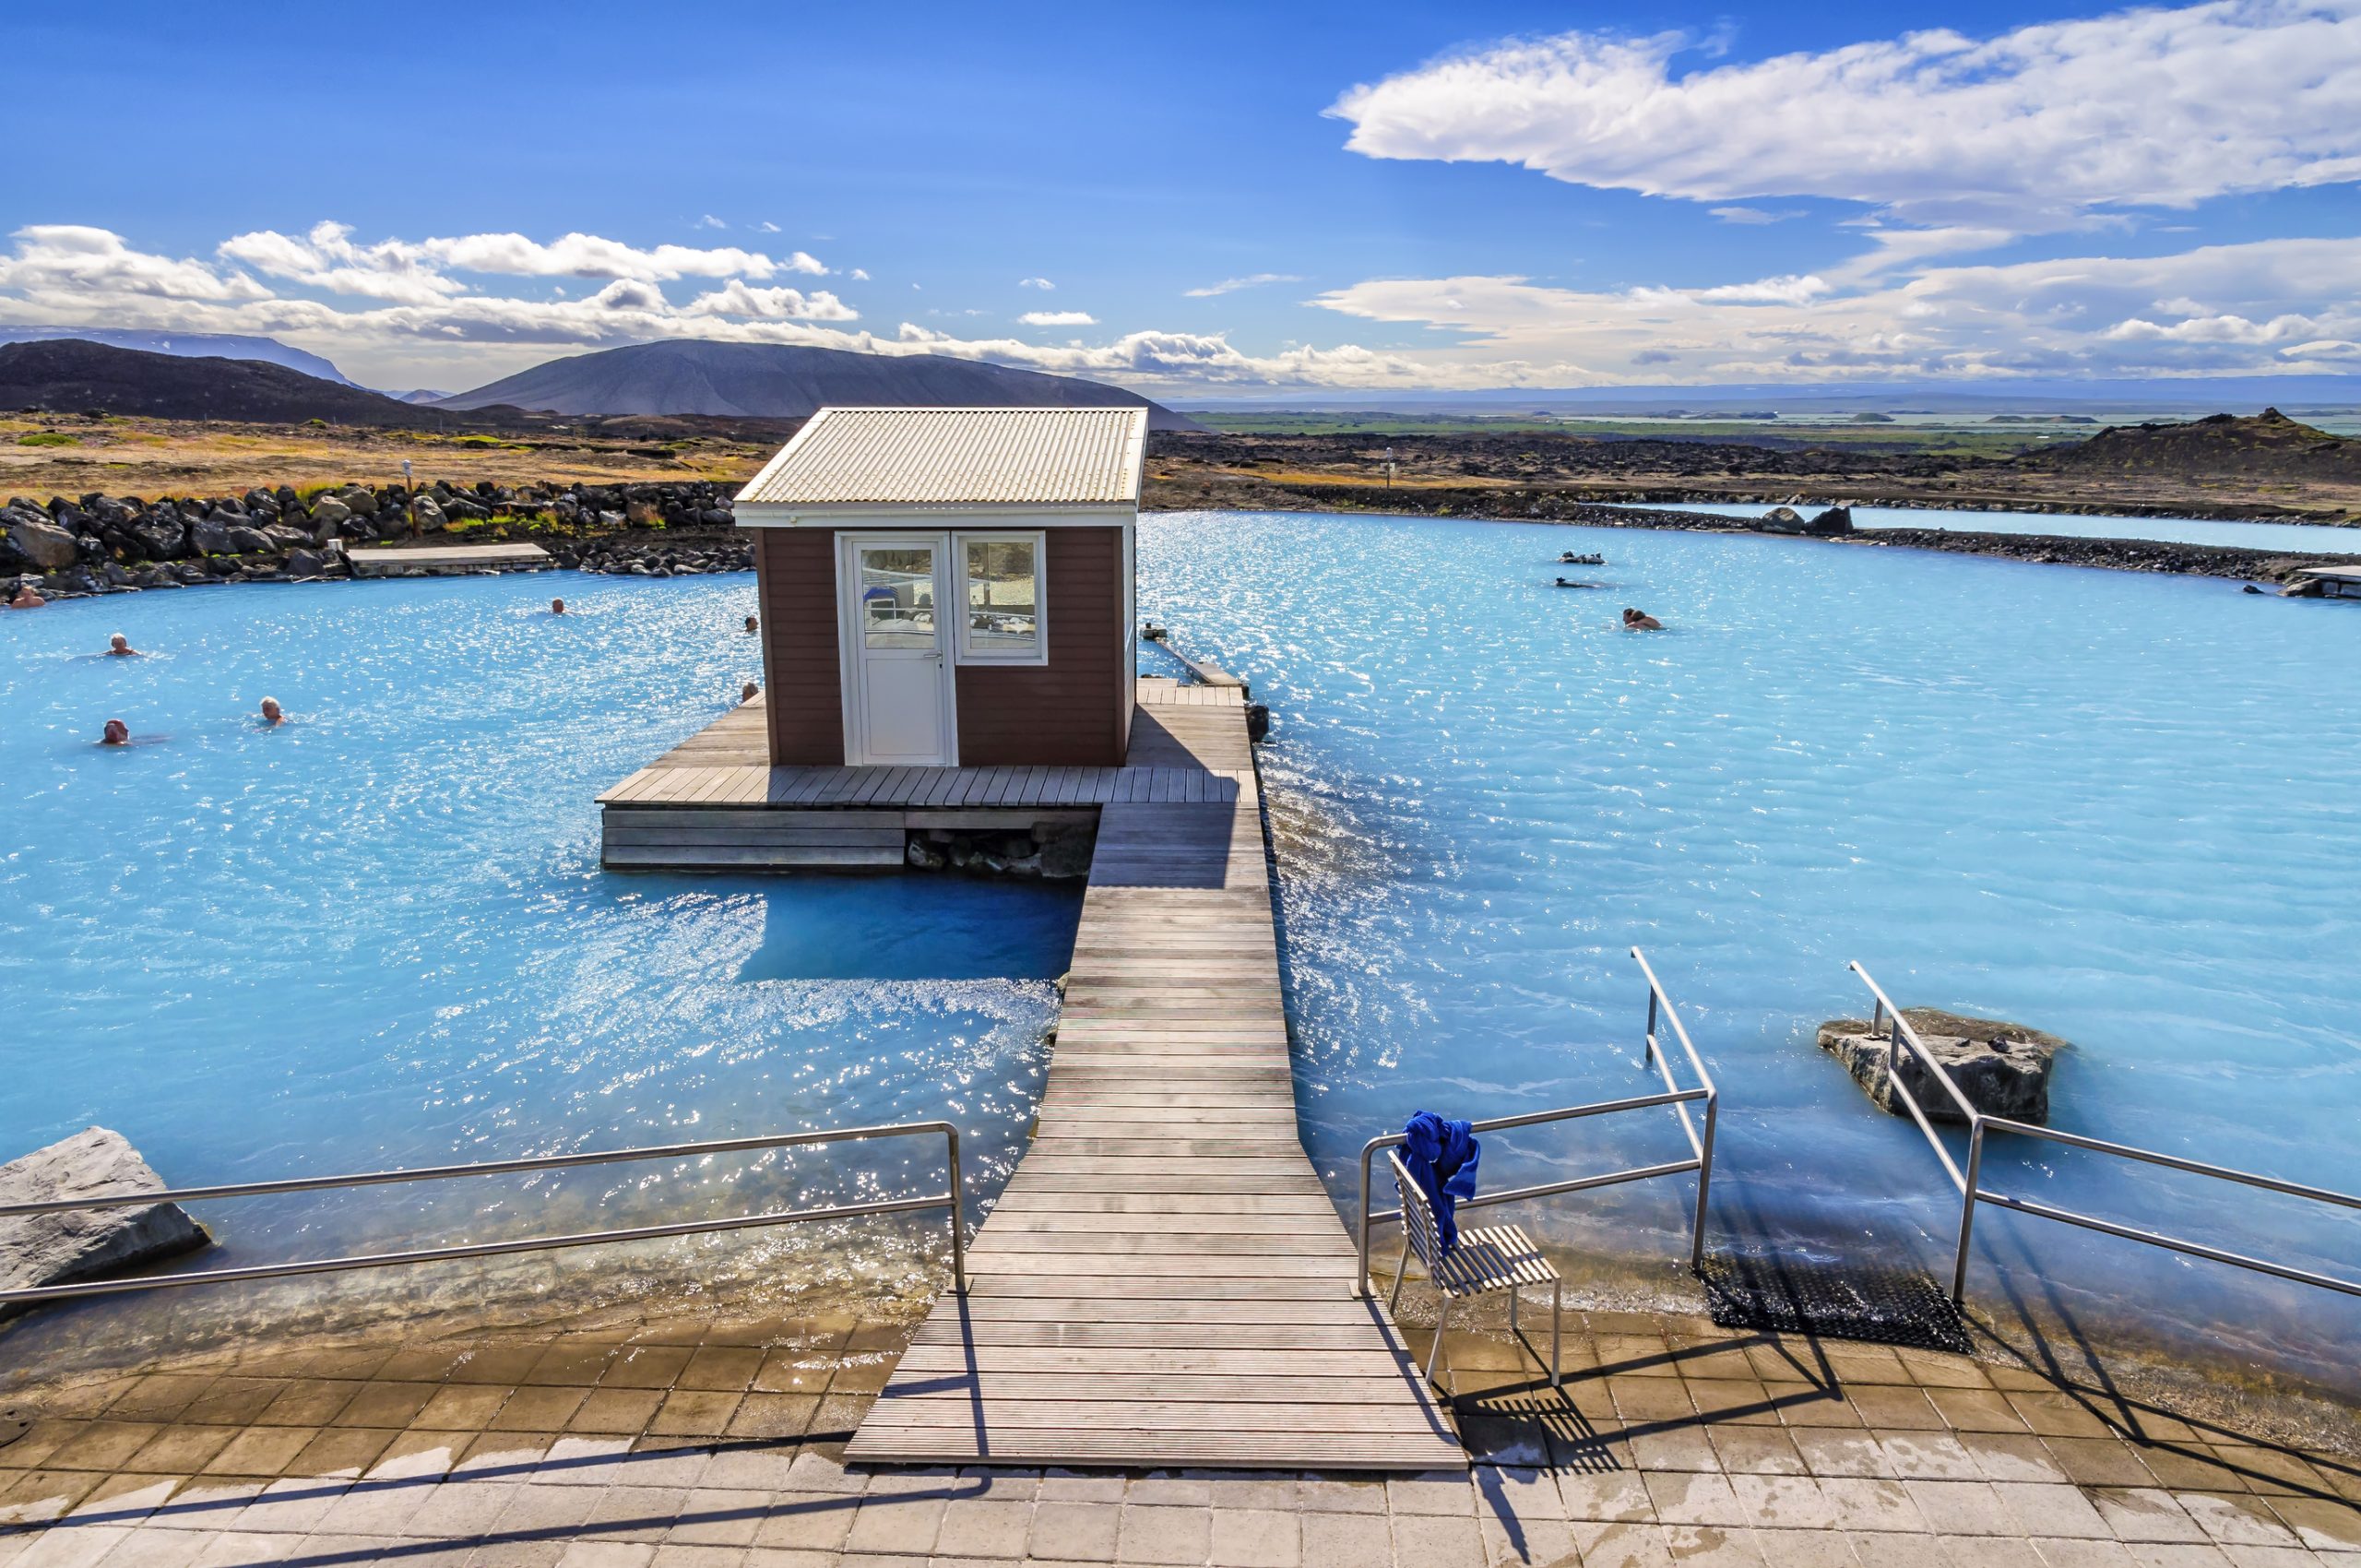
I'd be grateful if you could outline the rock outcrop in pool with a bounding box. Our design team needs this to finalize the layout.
[1817,1009,2067,1123]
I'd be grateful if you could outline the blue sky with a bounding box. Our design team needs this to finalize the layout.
[6,0,2360,394]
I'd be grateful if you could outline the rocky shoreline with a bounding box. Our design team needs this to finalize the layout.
[1575,501,2358,582]
[2,479,750,600]
[1264,489,2358,584]
[11,477,2361,604]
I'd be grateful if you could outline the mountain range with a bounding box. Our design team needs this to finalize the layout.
[3,330,1201,431]
[0,339,469,426]
[433,340,1202,429]
[0,326,359,386]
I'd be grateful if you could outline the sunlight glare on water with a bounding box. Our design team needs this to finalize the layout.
[0,572,1077,1372]
[1138,509,2361,1390]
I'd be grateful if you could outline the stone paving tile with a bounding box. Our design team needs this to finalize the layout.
[0,1305,2354,1568]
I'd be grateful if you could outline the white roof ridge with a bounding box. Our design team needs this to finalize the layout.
[737,406,1148,509]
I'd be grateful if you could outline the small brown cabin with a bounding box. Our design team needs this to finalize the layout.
[735,406,1145,768]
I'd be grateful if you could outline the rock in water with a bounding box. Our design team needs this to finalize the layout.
[1817,1009,2067,1123]
[0,1128,210,1309]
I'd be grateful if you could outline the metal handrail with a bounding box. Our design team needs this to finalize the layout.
[1355,946,1721,1295]
[1847,962,2360,1304]
[0,1120,967,1306]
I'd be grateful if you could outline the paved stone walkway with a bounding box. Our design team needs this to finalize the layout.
[2,1295,2355,1567]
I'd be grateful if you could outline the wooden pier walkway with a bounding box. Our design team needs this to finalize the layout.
[845,681,1463,1469]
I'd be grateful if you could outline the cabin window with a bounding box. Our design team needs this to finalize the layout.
[859,546,940,648]
[956,532,1046,664]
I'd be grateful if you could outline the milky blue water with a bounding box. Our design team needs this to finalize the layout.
[0,573,1077,1367]
[4,513,2357,1396]
[1139,510,2361,1392]
[1631,500,2361,554]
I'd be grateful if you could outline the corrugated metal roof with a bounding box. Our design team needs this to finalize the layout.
[736,406,1147,508]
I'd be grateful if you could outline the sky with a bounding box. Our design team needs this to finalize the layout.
[5,0,2360,397]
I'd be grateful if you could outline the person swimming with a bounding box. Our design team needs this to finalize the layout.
[259,696,286,726]
[551,597,566,615]
[7,585,43,610]
[101,719,129,745]
[1622,607,1664,631]
[743,614,759,634]
[106,633,142,657]
[741,682,760,704]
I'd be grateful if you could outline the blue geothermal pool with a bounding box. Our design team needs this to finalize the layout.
[0,572,1078,1367]
[4,511,2356,1397]
[1631,500,2361,554]
[1138,510,2360,1393]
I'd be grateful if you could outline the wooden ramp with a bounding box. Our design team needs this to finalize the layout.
[345,542,551,575]
[846,683,1464,1470]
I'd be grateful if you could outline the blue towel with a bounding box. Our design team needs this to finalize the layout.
[1401,1111,1480,1256]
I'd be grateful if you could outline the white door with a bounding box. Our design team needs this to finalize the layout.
[841,534,955,766]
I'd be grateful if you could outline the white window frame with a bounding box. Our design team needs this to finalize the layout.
[953,529,1049,667]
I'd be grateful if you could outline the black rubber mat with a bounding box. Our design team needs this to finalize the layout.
[1699,1250,1973,1353]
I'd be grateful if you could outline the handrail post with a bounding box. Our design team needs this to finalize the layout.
[1357,1139,1377,1299]
[1643,984,1659,1073]
[1691,1088,1718,1273]
[943,1124,967,1294]
[1952,1119,1984,1305]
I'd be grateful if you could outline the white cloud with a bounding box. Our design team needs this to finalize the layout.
[217,222,826,297]
[1018,276,1054,290]
[1311,234,2361,380]
[1184,273,1306,297]
[1709,207,1802,225]
[0,222,1471,392]
[1019,310,1097,326]
[850,267,871,280]
[15,220,2361,393]
[694,214,727,230]
[0,224,272,303]
[682,279,859,322]
[217,221,465,304]
[755,221,780,233]
[1330,1,2361,235]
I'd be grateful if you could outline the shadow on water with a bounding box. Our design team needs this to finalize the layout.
[730,874,1083,982]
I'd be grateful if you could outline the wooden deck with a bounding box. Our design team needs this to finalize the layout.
[598,681,1252,869]
[844,682,1464,1470]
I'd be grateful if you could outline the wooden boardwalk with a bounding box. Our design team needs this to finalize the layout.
[845,683,1464,1469]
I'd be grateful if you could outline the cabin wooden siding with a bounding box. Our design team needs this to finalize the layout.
[754,528,846,766]
[954,525,1128,767]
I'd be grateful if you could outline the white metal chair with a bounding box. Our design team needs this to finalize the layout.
[1387,1149,1561,1389]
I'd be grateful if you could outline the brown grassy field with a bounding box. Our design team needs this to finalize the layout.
[0,411,783,497]
[10,410,2357,526]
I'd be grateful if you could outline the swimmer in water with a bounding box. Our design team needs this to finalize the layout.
[101,719,129,745]
[1622,607,1664,631]
[106,633,142,657]
[8,585,43,610]
[744,614,759,634]
[551,597,566,615]
[259,696,286,726]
